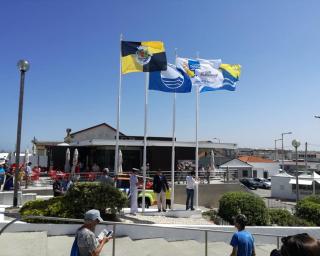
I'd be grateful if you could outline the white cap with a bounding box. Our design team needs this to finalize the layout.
[84,209,103,222]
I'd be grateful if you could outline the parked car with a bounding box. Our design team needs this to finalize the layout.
[240,178,259,190]
[253,178,271,189]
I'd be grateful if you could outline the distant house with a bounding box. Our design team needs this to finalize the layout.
[238,156,280,179]
[219,155,280,180]
[271,172,320,200]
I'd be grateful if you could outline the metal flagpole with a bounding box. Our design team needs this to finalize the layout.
[195,52,200,210]
[170,92,176,210]
[170,49,178,210]
[142,72,149,213]
[114,33,123,178]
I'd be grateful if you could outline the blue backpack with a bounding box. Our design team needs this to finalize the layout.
[70,237,79,256]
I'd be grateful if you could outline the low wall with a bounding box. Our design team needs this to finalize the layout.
[174,183,246,208]
[0,192,36,206]
[1,221,320,245]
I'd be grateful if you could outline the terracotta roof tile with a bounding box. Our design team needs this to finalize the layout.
[238,155,274,163]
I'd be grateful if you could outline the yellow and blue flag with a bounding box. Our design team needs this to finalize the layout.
[200,64,242,93]
[149,63,192,93]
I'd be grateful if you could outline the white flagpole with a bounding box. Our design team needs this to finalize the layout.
[195,52,200,210]
[142,72,149,213]
[114,33,123,177]
[170,49,178,210]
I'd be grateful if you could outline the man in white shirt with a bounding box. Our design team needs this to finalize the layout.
[186,170,198,210]
[25,162,32,189]
[130,168,139,215]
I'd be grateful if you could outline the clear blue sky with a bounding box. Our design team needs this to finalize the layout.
[1,0,320,151]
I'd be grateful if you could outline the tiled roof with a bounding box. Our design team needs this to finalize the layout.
[238,155,274,163]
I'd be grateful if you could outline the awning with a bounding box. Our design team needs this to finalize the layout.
[289,179,312,185]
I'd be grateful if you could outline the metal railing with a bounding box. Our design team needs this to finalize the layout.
[3,215,283,256]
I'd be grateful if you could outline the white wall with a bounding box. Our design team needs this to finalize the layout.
[271,176,295,200]
[250,162,280,178]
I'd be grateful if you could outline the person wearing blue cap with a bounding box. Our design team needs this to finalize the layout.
[74,209,111,256]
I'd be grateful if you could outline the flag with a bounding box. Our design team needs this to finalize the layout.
[200,64,242,93]
[149,63,192,93]
[176,57,223,89]
[121,41,167,74]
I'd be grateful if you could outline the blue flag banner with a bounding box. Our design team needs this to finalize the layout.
[149,63,192,93]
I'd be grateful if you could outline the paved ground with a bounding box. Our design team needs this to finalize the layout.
[0,232,276,256]
[251,188,296,211]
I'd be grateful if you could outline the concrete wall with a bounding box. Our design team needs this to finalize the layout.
[174,183,247,208]
[271,176,295,200]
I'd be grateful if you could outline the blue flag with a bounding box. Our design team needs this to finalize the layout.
[149,63,192,93]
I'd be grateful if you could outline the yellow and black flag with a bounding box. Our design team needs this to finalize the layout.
[121,41,167,74]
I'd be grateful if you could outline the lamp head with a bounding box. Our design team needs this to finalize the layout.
[17,59,30,72]
[292,139,301,148]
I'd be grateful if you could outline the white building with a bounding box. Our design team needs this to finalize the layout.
[271,172,320,200]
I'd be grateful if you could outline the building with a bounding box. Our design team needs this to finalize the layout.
[33,123,237,179]
[271,172,320,200]
[218,155,280,180]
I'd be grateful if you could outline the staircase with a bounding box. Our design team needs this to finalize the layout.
[1,232,276,256]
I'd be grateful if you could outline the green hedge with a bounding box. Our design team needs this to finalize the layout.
[295,196,320,225]
[218,191,269,225]
[269,208,314,226]
[20,182,128,223]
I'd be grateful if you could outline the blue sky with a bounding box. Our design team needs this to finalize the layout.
[1,0,320,151]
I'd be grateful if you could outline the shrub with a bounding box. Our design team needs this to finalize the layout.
[202,209,225,225]
[295,196,320,225]
[268,208,314,226]
[20,182,128,223]
[218,191,269,225]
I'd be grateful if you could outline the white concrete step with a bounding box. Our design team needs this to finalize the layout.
[0,232,47,256]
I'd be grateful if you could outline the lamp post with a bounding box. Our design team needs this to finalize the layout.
[13,59,30,207]
[281,132,292,172]
[274,138,282,161]
[292,139,301,202]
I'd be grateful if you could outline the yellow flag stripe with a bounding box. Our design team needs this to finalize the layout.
[121,55,143,74]
[141,41,165,54]
[220,64,241,79]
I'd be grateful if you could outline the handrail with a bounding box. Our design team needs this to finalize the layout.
[23,215,281,238]
[9,215,283,256]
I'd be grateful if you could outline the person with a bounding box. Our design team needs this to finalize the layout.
[92,163,100,173]
[186,170,198,210]
[153,169,169,212]
[270,233,320,256]
[63,176,73,192]
[24,162,32,189]
[53,176,64,197]
[0,165,5,186]
[98,168,114,186]
[74,209,111,256]
[230,214,255,256]
[129,168,139,215]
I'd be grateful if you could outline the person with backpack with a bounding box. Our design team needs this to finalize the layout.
[71,209,111,256]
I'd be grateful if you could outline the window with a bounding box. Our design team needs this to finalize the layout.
[243,170,248,177]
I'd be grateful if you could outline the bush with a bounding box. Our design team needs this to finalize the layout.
[268,208,314,226]
[20,182,128,222]
[218,191,269,225]
[202,209,225,225]
[296,196,320,225]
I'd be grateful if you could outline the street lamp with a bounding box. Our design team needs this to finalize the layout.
[292,139,301,202]
[212,137,221,143]
[281,132,292,172]
[314,115,320,119]
[13,59,30,207]
[274,138,282,161]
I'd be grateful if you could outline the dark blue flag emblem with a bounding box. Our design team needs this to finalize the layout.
[149,63,192,93]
